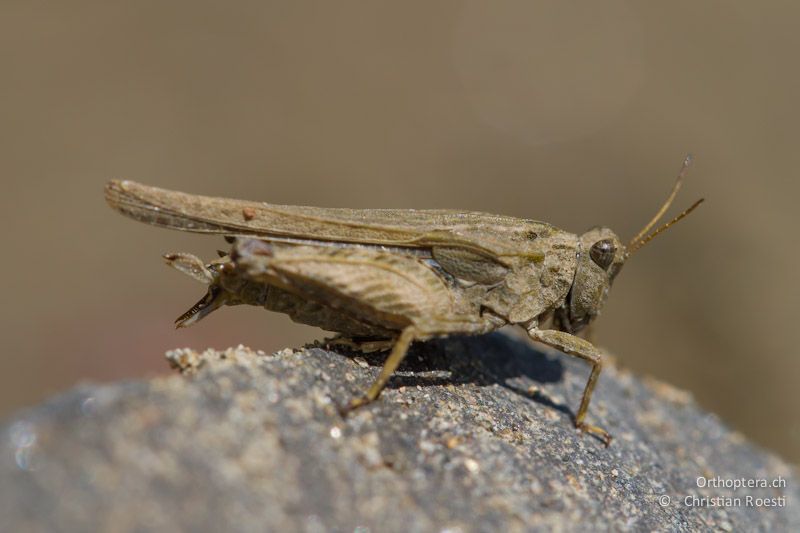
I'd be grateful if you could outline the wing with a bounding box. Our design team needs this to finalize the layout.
[105,180,549,263]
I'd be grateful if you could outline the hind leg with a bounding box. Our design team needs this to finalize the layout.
[233,240,498,409]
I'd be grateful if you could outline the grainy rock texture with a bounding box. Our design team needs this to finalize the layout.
[1,332,797,532]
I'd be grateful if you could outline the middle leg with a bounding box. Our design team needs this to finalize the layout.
[340,325,419,413]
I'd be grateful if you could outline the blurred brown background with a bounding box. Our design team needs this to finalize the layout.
[1,1,798,462]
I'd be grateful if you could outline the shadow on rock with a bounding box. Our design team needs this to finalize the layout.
[327,330,572,418]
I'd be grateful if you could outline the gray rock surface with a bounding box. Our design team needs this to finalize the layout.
[1,332,797,532]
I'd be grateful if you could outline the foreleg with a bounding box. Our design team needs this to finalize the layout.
[527,328,611,446]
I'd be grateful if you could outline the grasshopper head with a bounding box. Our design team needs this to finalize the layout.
[163,252,240,328]
[556,228,626,333]
[557,155,704,334]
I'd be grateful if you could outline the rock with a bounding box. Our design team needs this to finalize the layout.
[1,332,797,532]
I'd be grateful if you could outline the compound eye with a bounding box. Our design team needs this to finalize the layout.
[589,239,616,270]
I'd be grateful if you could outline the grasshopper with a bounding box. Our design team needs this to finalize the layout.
[105,157,702,445]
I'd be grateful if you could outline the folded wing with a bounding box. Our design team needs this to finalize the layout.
[105,180,547,263]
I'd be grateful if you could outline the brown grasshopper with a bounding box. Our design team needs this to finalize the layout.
[105,157,702,445]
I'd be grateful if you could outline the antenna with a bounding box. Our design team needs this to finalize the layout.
[627,155,703,255]
[628,198,704,254]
